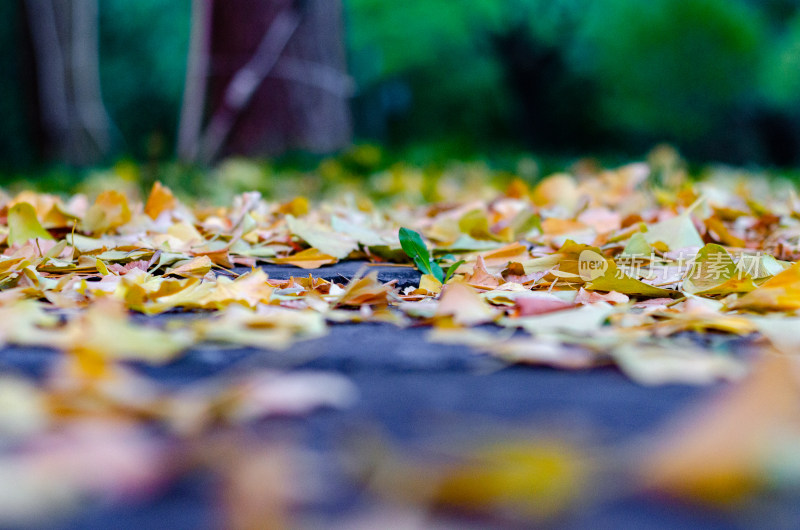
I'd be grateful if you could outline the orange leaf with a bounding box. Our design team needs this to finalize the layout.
[335,272,394,307]
[272,248,337,269]
[82,190,132,234]
[464,255,502,289]
[728,261,800,312]
[481,242,529,267]
[144,181,177,220]
[641,355,800,503]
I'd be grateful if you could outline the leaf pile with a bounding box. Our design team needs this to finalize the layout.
[1,159,792,379]
[1,154,800,522]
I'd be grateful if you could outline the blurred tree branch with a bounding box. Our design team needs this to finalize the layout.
[177,0,212,163]
[24,0,116,165]
[178,0,352,165]
[196,6,302,165]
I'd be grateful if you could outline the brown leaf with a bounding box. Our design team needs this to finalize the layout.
[464,255,502,289]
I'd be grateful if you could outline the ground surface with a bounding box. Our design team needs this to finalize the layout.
[3,162,800,528]
[1,262,786,529]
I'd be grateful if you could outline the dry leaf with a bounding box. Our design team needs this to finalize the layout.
[436,281,499,326]
[640,355,800,503]
[82,190,132,234]
[272,247,337,269]
[144,181,177,220]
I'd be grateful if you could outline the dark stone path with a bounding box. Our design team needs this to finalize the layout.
[1,262,791,529]
[233,260,422,289]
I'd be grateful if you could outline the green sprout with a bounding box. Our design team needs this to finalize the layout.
[399,227,464,283]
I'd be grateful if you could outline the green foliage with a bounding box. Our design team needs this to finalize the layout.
[442,255,467,283]
[0,2,35,169]
[346,0,506,82]
[99,0,191,158]
[346,0,515,146]
[347,0,775,147]
[399,227,464,283]
[345,0,800,163]
[573,0,766,139]
[3,0,800,169]
[399,227,442,280]
[760,12,800,108]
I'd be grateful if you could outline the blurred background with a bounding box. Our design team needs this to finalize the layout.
[4,0,800,175]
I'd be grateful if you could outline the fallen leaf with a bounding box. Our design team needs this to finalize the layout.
[436,281,498,326]
[586,261,677,298]
[144,181,177,220]
[65,299,194,367]
[640,355,800,503]
[728,261,800,312]
[612,343,746,385]
[432,440,588,521]
[272,247,338,269]
[643,208,703,251]
[683,244,756,295]
[82,191,132,234]
[515,293,574,316]
[286,215,356,259]
[7,203,53,245]
[166,255,214,278]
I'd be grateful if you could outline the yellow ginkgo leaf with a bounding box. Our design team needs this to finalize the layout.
[286,215,357,259]
[644,208,703,251]
[432,440,587,521]
[82,190,132,234]
[66,299,193,366]
[727,261,800,312]
[7,202,53,245]
[458,209,504,241]
[683,244,756,295]
[165,255,214,278]
[272,248,338,269]
[641,355,800,504]
[586,264,677,297]
[436,281,499,326]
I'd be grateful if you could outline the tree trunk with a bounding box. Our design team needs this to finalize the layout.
[24,0,114,165]
[178,0,353,164]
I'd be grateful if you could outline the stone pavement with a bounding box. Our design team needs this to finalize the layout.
[3,262,791,529]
